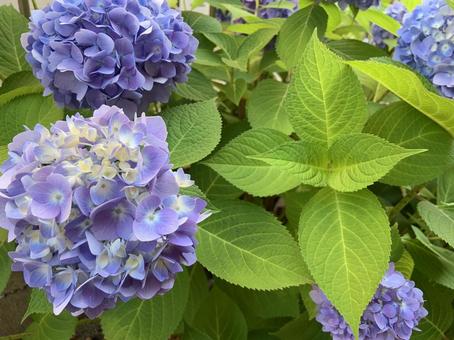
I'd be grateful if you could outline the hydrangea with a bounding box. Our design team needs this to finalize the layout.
[371,2,407,49]
[310,264,428,340]
[394,0,454,98]
[0,105,209,318]
[325,0,379,10]
[21,0,198,116]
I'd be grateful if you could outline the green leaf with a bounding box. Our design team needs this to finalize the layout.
[203,33,239,59]
[284,189,319,234]
[194,49,223,67]
[0,144,7,164]
[220,283,299,319]
[327,133,425,191]
[227,19,282,35]
[189,164,243,200]
[101,271,189,340]
[163,99,222,168]
[364,101,454,186]
[394,250,414,280]
[299,188,391,338]
[182,11,222,33]
[405,229,454,290]
[175,69,217,101]
[299,285,318,320]
[0,6,29,79]
[438,168,454,205]
[184,265,210,325]
[224,28,278,71]
[184,325,212,340]
[192,287,247,340]
[203,128,303,196]
[197,199,311,290]
[0,94,64,146]
[23,312,77,340]
[357,8,401,35]
[254,133,423,192]
[276,6,328,68]
[247,79,292,134]
[286,33,367,148]
[327,39,387,60]
[0,244,11,294]
[179,183,217,211]
[411,276,454,340]
[272,312,330,340]
[223,78,247,105]
[0,71,41,95]
[347,58,454,137]
[22,289,52,322]
[418,201,454,248]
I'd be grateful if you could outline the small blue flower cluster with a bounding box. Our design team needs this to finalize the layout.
[22,0,198,116]
[0,105,208,318]
[371,2,407,49]
[326,0,379,10]
[310,264,428,340]
[394,0,454,98]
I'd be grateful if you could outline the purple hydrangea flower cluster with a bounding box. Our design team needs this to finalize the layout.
[394,0,454,98]
[371,2,407,49]
[310,264,428,340]
[21,0,198,116]
[326,0,379,10]
[0,105,208,318]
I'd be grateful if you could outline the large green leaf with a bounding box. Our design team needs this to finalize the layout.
[182,11,222,33]
[197,199,311,290]
[24,312,77,340]
[286,33,367,148]
[247,79,292,134]
[163,99,222,168]
[0,144,7,164]
[276,6,327,68]
[175,69,217,101]
[412,275,454,340]
[272,312,330,340]
[184,265,210,325]
[192,287,247,340]
[327,39,387,60]
[357,8,401,35]
[101,271,189,340]
[0,94,64,146]
[438,168,454,205]
[203,128,302,196]
[394,250,414,279]
[418,201,454,248]
[253,133,423,192]
[364,101,454,186]
[22,289,52,322]
[299,188,391,338]
[203,32,239,59]
[0,71,41,95]
[405,229,454,290]
[347,58,454,137]
[0,6,29,79]
[189,164,243,200]
[0,244,11,294]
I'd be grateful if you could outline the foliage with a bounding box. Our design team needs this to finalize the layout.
[0,1,453,339]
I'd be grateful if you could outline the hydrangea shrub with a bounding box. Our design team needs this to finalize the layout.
[0,0,453,339]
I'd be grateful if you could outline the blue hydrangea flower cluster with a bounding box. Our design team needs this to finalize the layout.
[310,264,428,339]
[394,0,454,98]
[371,2,407,49]
[325,0,379,10]
[21,0,198,116]
[0,105,208,318]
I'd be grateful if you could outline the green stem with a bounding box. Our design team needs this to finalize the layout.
[31,0,39,10]
[388,185,424,222]
[18,0,31,17]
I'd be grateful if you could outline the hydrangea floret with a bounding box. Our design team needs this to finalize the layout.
[310,264,428,340]
[242,0,298,19]
[371,2,407,49]
[0,105,208,318]
[21,0,198,116]
[394,0,454,98]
